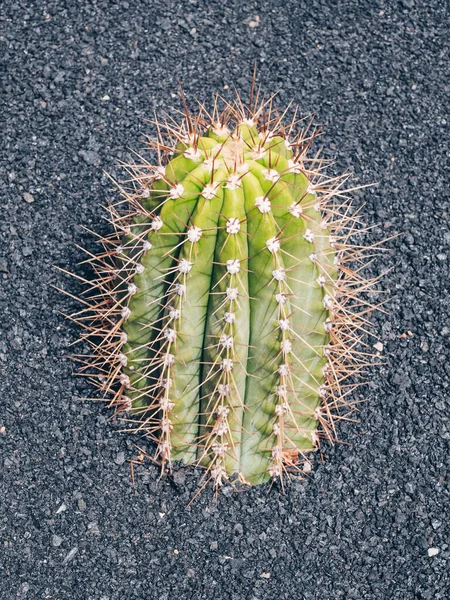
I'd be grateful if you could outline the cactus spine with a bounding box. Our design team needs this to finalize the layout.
[67,88,376,489]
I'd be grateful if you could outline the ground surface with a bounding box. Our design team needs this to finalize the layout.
[1,1,449,599]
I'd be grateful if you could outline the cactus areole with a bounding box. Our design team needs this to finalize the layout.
[71,89,374,489]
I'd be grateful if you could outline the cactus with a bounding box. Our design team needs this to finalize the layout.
[66,87,377,489]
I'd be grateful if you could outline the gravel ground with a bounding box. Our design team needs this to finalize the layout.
[1,1,449,599]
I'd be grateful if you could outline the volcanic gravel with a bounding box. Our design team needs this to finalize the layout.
[1,1,449,599]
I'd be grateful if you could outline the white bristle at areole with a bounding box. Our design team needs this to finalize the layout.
[158,440,171,459]
[119,373,130,388]
[307,183,317,196]
[178,259,193,274]
[278,318,290,331]
[187,226,202,243]
[201,156,214,171]
[269,465,281,478]
[237,162,249,175]
[219,333,233,349]
[288,159,302,174]
[174,283,186,296]
[214,420,228,437]
[271,446,281,459]
[202,183,218,200]
[275,402,288,416]
[318,384,327,398]
[303,229,315,243]
[169,307,181,320]
[160,417,173,433]
[226,287,239,301]
[266,237,281,253]
[161,377,173,389]
[275,292,287,304]
[212,443,228,457]
[250,147,266,160]
[121,306,131,320]
[226,259,240,274]
[272,268,286,282]
[159,397,175,411]
[218,383,231,398]
[154,165,165,179]
[323,318,333,333]
[224,311,236,324]
[280,339,292,354]
[220,358,233,372]
[184,147,202,161]
[262,168,280,183]
[276,384,288,398]
[255,196,271,213]
[217,404,230,417]
[212,122,230,137]
[323,295,334,310]
[164,353,175,367]
[226,174,241,190]
[226,217,241,235]
[288,203,303,218]
[151,216,164,231]
[164,328,177,343]
[278,363,289,376]
[169,184,184,200]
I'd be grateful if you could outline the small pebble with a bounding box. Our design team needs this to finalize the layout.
[427,547,440,557]
[115,451,125,465]
[23,192,34,203]
[173,470,186,485]
[63,547,78,564]
[79,150,101,166]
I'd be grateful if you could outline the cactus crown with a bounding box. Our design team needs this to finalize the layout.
[67,87,378,490]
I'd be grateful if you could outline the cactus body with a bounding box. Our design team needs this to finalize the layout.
[69,91,375,489]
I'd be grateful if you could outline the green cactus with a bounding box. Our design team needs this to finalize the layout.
[68,89,374,489]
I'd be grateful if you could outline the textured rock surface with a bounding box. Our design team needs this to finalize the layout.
[1,0,449,598]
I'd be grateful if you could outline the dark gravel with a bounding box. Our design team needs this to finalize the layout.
[1,1,449,599]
